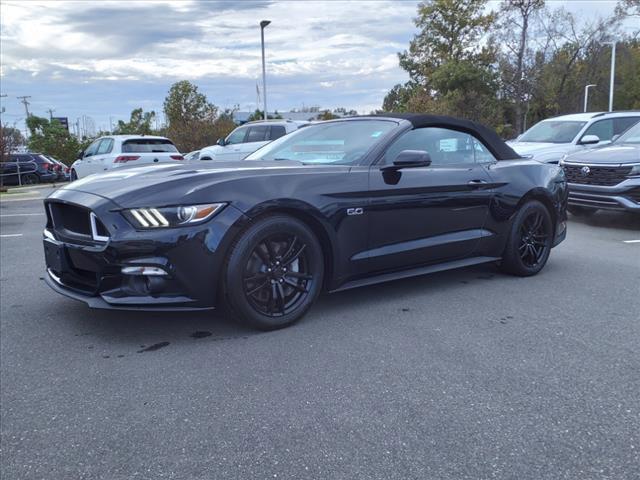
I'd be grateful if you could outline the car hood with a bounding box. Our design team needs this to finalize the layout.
[507,142,574,161]
[563,144,640,164]
[57,161,350,208]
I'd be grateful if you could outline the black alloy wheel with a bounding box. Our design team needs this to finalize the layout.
[501,200,553,276]
[243,233,314,317]
[224,215,324,330]
[518,211,549,268]
[21,173,39,185]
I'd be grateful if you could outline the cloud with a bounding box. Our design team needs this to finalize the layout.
[0,0,625,133]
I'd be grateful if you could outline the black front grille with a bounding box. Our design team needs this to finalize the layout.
[625,187,640,203]
[563,164,632,186]
[48,202,92,237]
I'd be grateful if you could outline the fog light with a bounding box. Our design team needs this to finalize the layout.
[121,266,168,276]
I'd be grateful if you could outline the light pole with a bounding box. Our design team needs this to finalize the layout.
[583,84,597,112]
[260,20,271,121]
[604,41,616,112]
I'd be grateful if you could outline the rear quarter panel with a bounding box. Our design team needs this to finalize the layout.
[478,159,568,257]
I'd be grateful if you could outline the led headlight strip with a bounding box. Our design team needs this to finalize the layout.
[130,208,169,228]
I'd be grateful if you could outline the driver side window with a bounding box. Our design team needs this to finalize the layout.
[226,127,248,145]
[83,140,100,158]
[382,127,494,165]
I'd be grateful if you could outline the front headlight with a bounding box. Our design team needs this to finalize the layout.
[124,203,226,228]
[629,164,640,177]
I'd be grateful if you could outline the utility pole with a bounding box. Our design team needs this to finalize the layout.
[47,108,55,120]
[109,116,114,134]
[17,96,31,117]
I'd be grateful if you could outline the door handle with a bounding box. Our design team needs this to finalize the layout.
[467,179,488,188]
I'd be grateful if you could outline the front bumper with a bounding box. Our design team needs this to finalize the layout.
[567,180,640,212]
[42,190,247,311]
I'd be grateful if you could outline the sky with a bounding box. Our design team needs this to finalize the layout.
[0,0,634,134]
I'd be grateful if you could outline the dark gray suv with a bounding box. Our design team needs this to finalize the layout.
[560,122,640,215]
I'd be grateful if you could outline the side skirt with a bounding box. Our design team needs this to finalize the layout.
[330,256,501,293]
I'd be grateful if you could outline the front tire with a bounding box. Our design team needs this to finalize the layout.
[224,215,324,330]
[70,169,78,181]
[568,205,597,217]
[500,200,553,277]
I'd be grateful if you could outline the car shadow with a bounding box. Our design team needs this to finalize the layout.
[568,211,640,231]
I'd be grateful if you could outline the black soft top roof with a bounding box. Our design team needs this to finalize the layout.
[375,113,520,160]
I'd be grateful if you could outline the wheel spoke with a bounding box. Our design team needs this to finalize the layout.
[284,271,313,280]
[275,282,286,315]
[253,244,270,265]
[282,243,307,267]
[264,240,277,263]
[280,236,298,263]
[244,272,267,283]
[246,279,269,297]
[284,278,308,293]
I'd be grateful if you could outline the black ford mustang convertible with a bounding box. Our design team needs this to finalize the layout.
[43,115,567,329]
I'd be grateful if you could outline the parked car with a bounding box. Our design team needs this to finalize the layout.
[560,121,640,215]
[508,111,640,163]
[70,135,184,180]
[44,155,71,181]
[43,114,567,330]
[199,120,308,161]
[0,153,58,185]
[184,150,200,162]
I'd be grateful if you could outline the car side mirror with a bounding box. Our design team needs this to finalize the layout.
[77,150,84,159]
[382,150,432,171]
[580,134,600,145]
[217,138,226,146]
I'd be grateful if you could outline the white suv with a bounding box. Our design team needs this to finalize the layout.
[70,135,183,180]
[199,120,308,161]
[508,111,640,163]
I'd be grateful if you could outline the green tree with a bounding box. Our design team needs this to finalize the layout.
[26,116,82,165]
[384,0,501,126]
[114,108,156,135]
[316,110,339,120]
[164,80,221,151]
[246,109,284,122]
[495,0,545,133]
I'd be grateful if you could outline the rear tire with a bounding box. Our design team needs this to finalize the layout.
[500,200,553,277]
[568,205,597,217]
[22,173,39,185]
[223,215,324,330]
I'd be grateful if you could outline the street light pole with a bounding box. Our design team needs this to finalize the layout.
[605,41,616,112]
[583,84,597,112]
[260,20,271,121]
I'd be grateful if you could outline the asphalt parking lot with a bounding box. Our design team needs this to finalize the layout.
[1,185,639,480]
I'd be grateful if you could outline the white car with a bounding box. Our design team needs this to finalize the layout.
[70,135,183,180]
[199,120,308,161]
[507,111,640,163]
[184,150,200,162]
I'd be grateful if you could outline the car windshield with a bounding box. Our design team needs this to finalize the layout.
[615,122,640,144]
[519,120,587,143]
[245,120,397,165]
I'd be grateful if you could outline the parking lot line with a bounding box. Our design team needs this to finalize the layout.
[0,213,44,217]
[0,234,24,238]
[623,239,640,244]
